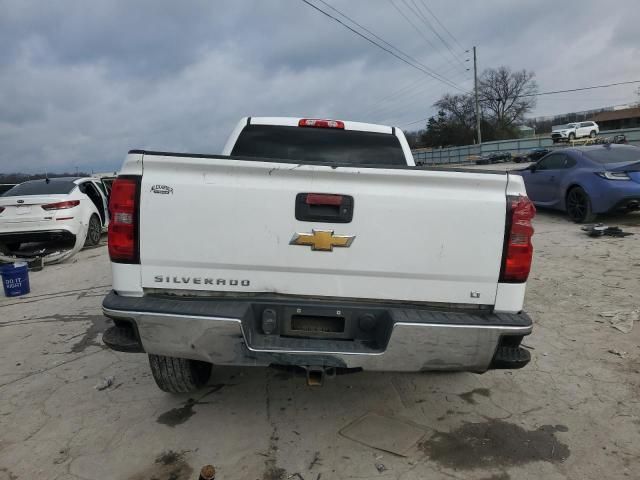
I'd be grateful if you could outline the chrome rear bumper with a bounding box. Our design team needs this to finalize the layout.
[102,292,532,372]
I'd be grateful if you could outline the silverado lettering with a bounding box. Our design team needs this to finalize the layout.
[154,275,250,286]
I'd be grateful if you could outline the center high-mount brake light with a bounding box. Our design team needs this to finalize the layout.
[41,200,80,211]
[298,118,345,129]
[500,195,536,283]
[108,176,140,263]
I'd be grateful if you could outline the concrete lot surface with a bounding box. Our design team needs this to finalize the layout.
[1,209,639,479]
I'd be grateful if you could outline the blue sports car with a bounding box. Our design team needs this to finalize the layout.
[518,144,640,222]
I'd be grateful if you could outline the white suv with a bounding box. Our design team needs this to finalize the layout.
[551,121,599,143]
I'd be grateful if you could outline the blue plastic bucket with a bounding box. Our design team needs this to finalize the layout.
[1,262,30,297]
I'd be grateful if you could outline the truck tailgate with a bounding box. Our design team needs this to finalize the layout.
[138,155,508,306]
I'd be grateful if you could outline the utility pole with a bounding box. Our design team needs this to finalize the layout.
[473,46,482,145]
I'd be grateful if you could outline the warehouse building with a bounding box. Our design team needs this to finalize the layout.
[592,106,640,130]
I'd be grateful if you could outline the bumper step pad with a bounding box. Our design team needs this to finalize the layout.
[490,346,531,369]
[103,325,144,353]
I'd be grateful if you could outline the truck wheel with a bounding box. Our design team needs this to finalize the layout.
[148,354,212,393]
[568,133,575,141]
[566,186,596,223]
[589,130,596,138]
[84,214,102,247]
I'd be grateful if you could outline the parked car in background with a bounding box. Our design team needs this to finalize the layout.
[551,121,599,143]
[612,134,628,144]
[513,153,528,163]
[527,148,552,162]
[475,152,511,165]
[475,153,496,165]
[0,177,109,261]
[518,144,640,222]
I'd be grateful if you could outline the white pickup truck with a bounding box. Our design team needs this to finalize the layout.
[102,117,536,392]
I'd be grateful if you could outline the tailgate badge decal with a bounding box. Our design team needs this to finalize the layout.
[290,230,355,251]
[150,184,173,195]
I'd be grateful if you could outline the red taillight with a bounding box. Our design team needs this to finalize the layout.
[41,200,80,211]
[108,176,140,263]
[298,118,345,129]
[500,195,536,283]
[305,193,343,206]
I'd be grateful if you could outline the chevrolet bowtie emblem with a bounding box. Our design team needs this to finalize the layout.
[289,230,355,251]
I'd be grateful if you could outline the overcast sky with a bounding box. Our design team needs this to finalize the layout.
[1,0,639,173]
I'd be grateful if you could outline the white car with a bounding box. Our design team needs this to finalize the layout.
[0,177,109,261]
[551,121,599,143]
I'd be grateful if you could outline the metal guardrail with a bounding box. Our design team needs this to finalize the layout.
[411,127,640,165]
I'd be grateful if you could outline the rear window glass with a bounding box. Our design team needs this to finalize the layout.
[2,179,77,196]
[230,124,406,166]
[583,147,640,164]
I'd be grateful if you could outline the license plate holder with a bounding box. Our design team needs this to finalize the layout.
[16,206,32,215]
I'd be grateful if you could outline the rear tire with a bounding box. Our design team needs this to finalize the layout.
[84,214,101,247]
[148,354,212,393]
[566,186,596,223]
[589,130,596,138]
[568,133,575,142]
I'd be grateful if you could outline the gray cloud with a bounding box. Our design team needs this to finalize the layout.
[1,0,639,173]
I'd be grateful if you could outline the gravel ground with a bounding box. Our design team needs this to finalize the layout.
[1,206,639,480]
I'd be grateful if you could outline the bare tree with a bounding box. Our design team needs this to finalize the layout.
[479,67,538,128]
[434,94,476,130]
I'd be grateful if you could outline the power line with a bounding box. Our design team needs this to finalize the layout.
[397,115,432,127]
[309,0,470,122]
[316,0,470,87]
[406,0,463,62]
[300,0,466,91]
[388,0,464,76]
[402,0,467,71]
[315,0,456,81]
[362,63,470,119]
[370,74,473,123]
[418,0,466,53]
[398,79,640,128]
[522,79,640,97]
[388,0,438,51]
